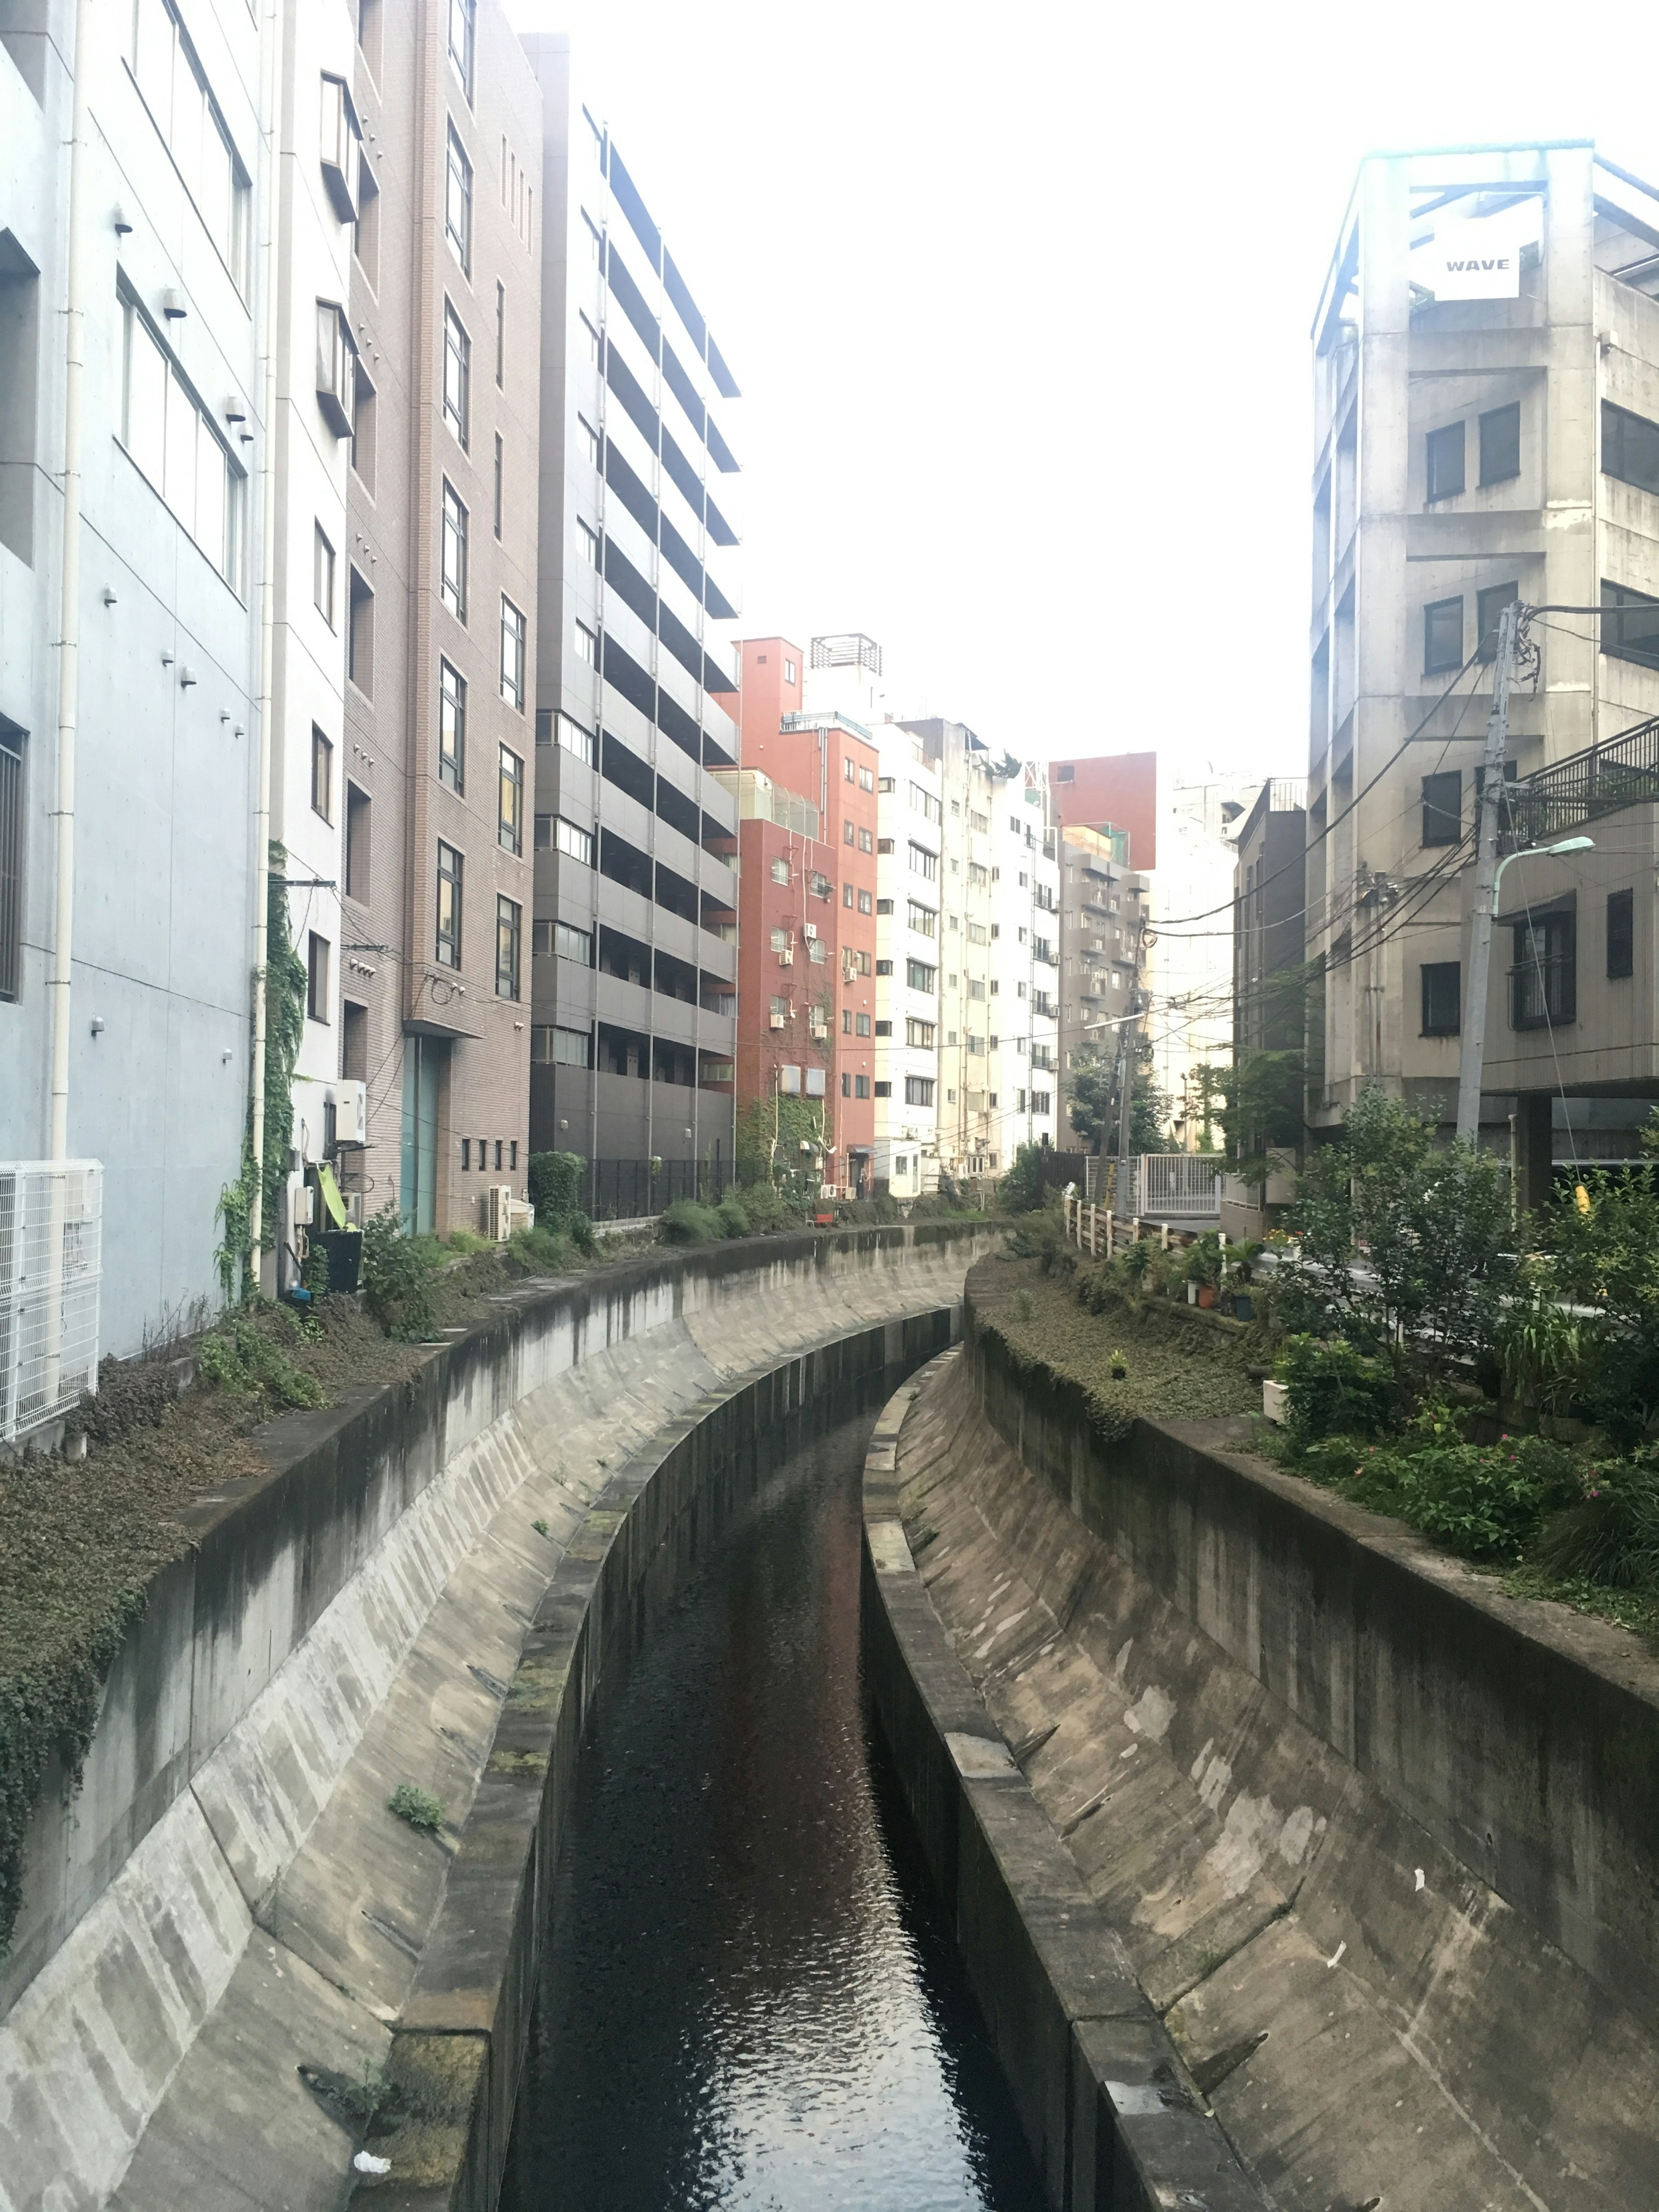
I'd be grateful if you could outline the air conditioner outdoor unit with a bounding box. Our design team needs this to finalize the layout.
[486,1184,514,1241]
[334,1079,367,1145]
[778,948,794,965]
[769,1013,787,1030]
[802,922,817,939]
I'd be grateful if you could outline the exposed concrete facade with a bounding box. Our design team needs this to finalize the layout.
[521,35,740,1176]
[1306,143,1659,1167]
[1057,826,1149,1154]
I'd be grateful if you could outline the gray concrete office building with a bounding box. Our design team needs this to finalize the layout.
[519,35,741,1174]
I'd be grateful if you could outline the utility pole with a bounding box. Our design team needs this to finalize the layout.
[1455,598,1520,1144]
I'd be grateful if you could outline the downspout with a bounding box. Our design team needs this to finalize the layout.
[47,0,93,1161]
[247,0,282,1282]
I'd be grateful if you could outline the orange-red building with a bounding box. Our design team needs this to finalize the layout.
[731,638,881,1194]
[1049,751,1159,869]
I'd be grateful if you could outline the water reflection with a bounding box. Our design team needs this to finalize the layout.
[502,1403,1046,2212]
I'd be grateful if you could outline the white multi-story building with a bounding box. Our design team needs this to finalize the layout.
[871,725,942,1195]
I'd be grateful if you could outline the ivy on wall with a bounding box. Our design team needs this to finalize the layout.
[216,847,309,1299]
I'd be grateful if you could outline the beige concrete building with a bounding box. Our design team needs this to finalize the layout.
[342,0,539,1233]
[1307,142,1659,1189]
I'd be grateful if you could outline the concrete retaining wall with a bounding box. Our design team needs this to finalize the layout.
[877,1262,1659,2211]
[0,1224,995,2212]
[861,1375,1266,2212]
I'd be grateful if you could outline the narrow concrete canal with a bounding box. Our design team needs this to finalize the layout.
[499,1394,1046,2212]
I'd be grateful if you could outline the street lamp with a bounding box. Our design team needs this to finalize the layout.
[1490,834,1594,914]
[1456,833,1594,1143]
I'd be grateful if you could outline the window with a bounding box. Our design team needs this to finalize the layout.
[1424,595,1463,674]
[906,960,936,992]
[498,745,523,852]
[843,882,854,909]
[874,1019,892,1037]
[550,920,591,965]
[909,782,942,824]
[771,856,790,885]
[842,1007,852,1034]
[1603,400,1659,496]
[445,124,473,272]
[307,932,330,1020]
[435,842,463,966]
[875,957,893,976]
[1608,888,1635,980]
[968,978,986,1001]
[857,826,873,853]
[578,518,600,567]
[908,842,938,881]
[314,523,335,623]
[441,481,468,617]
[119,295,246,586]
[1421,960,1460,1036]
[967,921,988,945]
[784,657,797,683]
[906,1017,935,1049]
[574,618,597,666]
[550,711,595,766]
[578,312,599,364]
[129,0,251,286]
[578,414,599,467]
[1426,420,1465,502]
[447,0,475,95]
[493,434,504,538]
[350,365,376,486]
[855,1012,871,1037]
[534,814,550,848]
[348,568,373,693]
[496,896,521,998]
[1032,1092,1051,1116]
[555,816,594,865]
[495,279,505,386]
[841,1072,851,1096]
[967,861,988,888]
[876,838,893,855]
[353,155,381,284]
[442,300,470,445]
[904,1076,934,1107]
[311,726,333,821]
[858,888,873,914]
[345,784,371,902]
[860,766,874,792]
[1511,910,1576,1030]
[907,901,937,938]
[500,596,526,707]
[769,925,789,952]
[434,666,472,805]
[874,1082,892,1099]
[1479,402,1521,487]
[1475,582,1518,664]
[843,817,855,843]
[319,74,362,223]
[1601,581,1659,670]
[0,721,21,999]
[1421,771,1461,847]
[969,810,989,833]
[315,300,356,436]
[531,1023,593,1067]
[855,1074,870,1100]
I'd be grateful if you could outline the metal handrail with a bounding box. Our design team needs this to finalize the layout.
[1504,713,1659,847]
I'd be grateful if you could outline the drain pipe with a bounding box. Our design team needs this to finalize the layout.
[46,0,93,1161]
[246,0,282,1286]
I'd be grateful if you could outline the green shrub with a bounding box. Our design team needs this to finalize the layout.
[736,1178,790,1232]
[1276,1333,1398,1441]
[362,1203,440,1340]
[1496,1286,1601,1414]
[568,1210,597,1257]
[196,1316,324,1409]
[446,1226,493,1256]
[715,1193,750,1238]
[528,1150,585,1228]
[661,1198,721,1244]
[387,1782,444,1834]
[509,1224,572,1273]
[998,1142,1046,1215]
[1184,1232,1224,1287]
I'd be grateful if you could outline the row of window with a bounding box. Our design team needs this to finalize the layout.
[119,294,245,586]
[459,1137,519,1173]
[1417,892,1634,1038]
[130,0,251,289]
[1422,578,1659,678]
[439,482,526,700]
[432,841,523,997]
[1426,403,1520,503]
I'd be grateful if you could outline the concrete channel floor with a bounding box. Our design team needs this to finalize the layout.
[893,1347,1659,2212]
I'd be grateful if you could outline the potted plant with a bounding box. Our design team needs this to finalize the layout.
[1185,1232,1223,1308]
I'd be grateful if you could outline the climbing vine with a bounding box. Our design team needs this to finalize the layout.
[216,845,309,1300]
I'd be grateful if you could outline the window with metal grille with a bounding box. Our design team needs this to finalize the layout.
[1608,888,1634,980]
[1510,910,1575,1030]
[0,722,22,1001]
[1426,421,1465,502]
[1421,960,1460,1035]
[1421,770,1461,847]
[1479,402,1520,486]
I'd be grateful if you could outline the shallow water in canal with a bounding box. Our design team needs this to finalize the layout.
[500,1397,1047,2212]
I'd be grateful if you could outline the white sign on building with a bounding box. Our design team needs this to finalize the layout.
[1424,222,1521,301]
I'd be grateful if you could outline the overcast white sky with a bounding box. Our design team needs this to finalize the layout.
[511,0,1659,786]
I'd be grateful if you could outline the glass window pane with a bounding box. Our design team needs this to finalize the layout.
[125,308,168,485]
[164,369,197,521]
[195,416,225,565]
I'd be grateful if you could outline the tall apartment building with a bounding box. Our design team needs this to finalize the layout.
[521,35,741,1178]
[1307,143,1659,1190]
[734,636,878,1194]
[871,720,944,1198]
[341,0,540,1236]
[2,0,267,1369]
[1057,826,1150,1154]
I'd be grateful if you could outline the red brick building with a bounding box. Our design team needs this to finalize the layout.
[731,638,881,1194]
[1049,751,1159,868]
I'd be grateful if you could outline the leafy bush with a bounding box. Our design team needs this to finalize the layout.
[387,1782,444,1834]
[1496,1280,1602,1414]
[528,1150,584,1227]
[715,1193,750,1239]
[1535,1458,1659,1587]
[1276,1333,1398,1441]
[736,1177,791,1232]
[1301,1406,1579,1561]
[196,1316,325,1409]
[998,1143,1046,1215]
[446,1226,493,1256]
[1184,1232,1224,1288]
[509,1224,572,1273]
[361,1203,439,1340]
[661,1199,722,1244]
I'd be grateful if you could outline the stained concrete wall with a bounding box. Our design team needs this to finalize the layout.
[0,1223,995,2212]
[881,1262,1659,2211]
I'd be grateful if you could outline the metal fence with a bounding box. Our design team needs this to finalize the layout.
[0,1161,103,1445]
[1504,712,1659,846]
[585,1157,736,1222]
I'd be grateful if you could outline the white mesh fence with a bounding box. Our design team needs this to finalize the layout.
[0,1161,103,1445]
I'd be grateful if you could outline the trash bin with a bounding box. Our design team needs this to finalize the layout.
[317,1227,363,1294]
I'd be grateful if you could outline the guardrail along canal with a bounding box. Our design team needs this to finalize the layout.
[500,1395,1045,2212]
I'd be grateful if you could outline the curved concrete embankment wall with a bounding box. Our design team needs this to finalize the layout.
[0,1225,993,2212]
[870,1263,1659,2212]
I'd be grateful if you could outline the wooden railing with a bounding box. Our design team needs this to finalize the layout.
[1061,1192,1223,1261]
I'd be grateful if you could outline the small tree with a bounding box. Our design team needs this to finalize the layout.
[1276,1086,1513,1361]
[1530,1142,1659,1442]
[1064,1033,1168,1154]
[998,1141,1046,1214]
